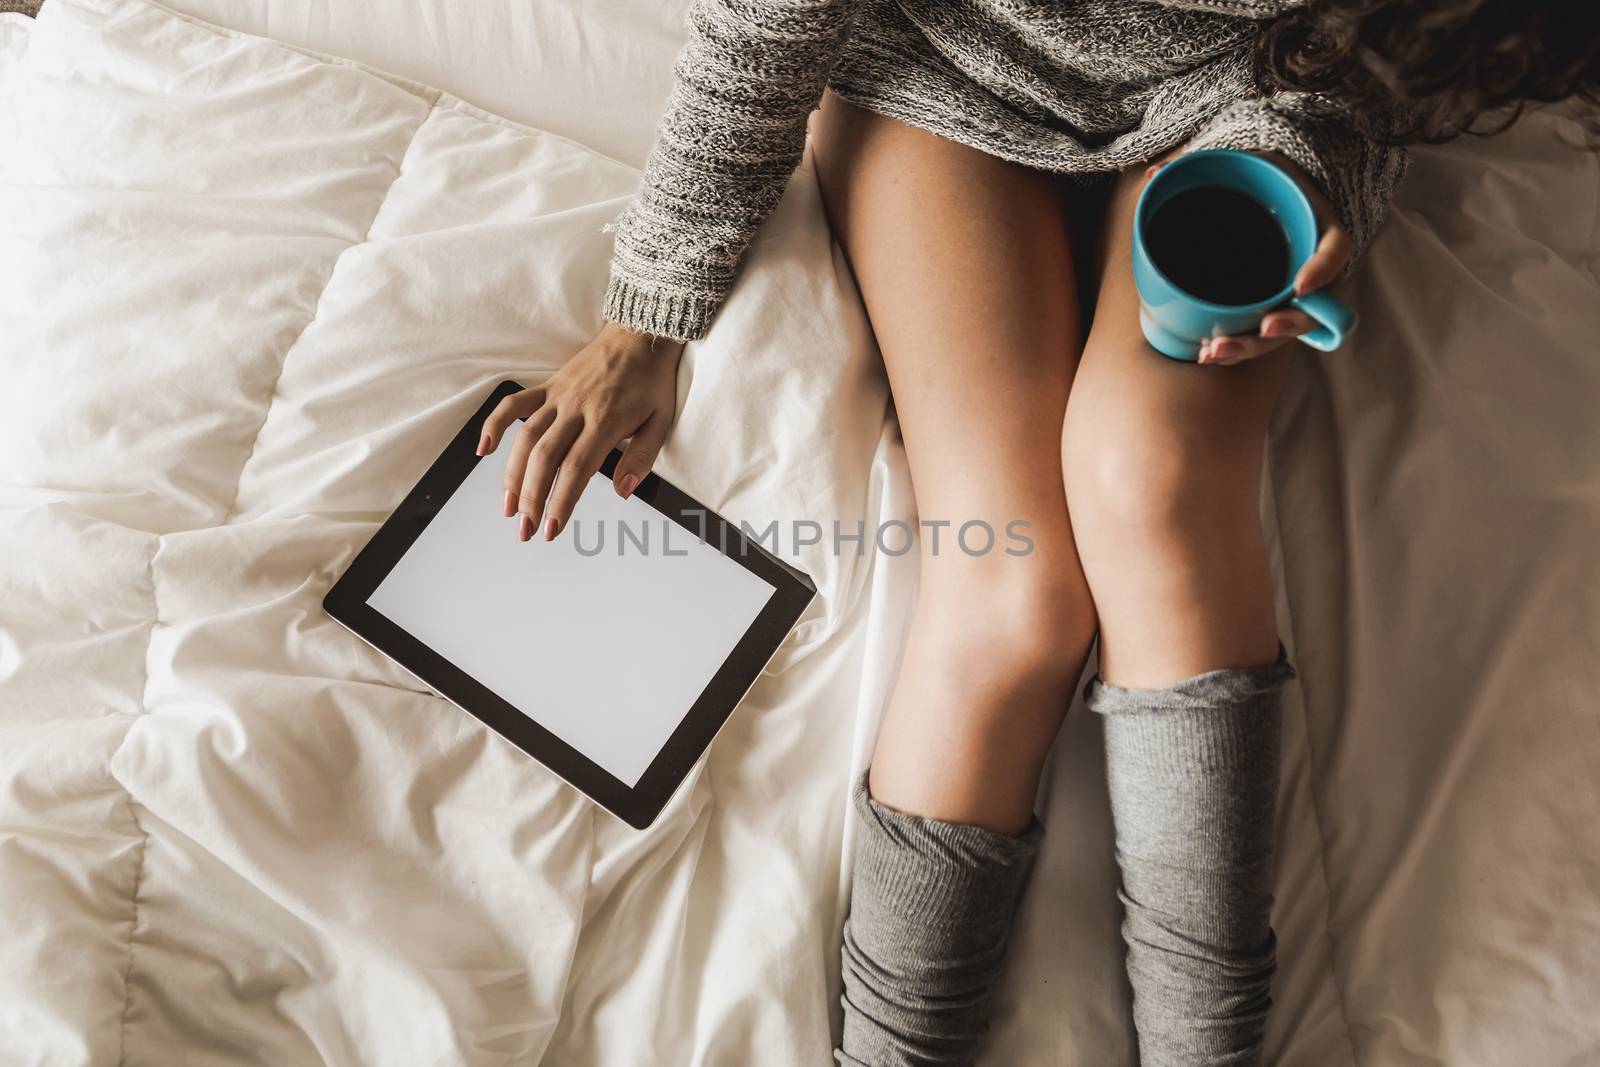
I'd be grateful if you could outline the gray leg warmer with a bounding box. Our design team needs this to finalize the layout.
[1085,644,1296,1067]
[835,771,1042,1066]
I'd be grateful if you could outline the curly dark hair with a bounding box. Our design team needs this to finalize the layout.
[1255,0,1600,144]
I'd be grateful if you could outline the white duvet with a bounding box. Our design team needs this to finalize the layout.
[0,2,899,1062]
[4,2,1598,1065]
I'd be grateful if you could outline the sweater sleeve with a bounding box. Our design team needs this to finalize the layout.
[602,0,859,342]
[1182,92,1409,260]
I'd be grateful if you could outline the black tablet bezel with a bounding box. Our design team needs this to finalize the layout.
[323,379,817,829]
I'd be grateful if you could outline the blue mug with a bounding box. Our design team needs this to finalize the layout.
[1132,149,1355,361]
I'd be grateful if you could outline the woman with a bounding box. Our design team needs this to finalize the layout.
[477,1,1599,1062]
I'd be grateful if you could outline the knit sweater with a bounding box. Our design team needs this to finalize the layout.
[603,0,1408,342]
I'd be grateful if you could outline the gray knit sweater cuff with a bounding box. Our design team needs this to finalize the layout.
[602,270,720,342]
[1184,96,1408,261]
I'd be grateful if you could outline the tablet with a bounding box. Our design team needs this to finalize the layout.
[324,380,816,828]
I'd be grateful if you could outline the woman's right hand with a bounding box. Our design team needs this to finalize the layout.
[477,321,685,542]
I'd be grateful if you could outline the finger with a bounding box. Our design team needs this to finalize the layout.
[1198,334,1285,366]
[517,414,581,541]
[478,388,544,456]
[613,408,671,499]
[1259,309,1316,340]
[501,406,556,518]
[541,431,612,541]
[1294,224,1353,296]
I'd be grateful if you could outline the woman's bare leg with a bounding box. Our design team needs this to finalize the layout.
[1062,163,1296,1066]
[812,93,1097,837]
[1064,165,1287,689]
[811,92,1096,1064]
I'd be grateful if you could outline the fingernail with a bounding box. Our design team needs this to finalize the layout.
[618,473,639,499]
[477,434,490,456]
[1260,319,1281,338]
[517,514,533,542]
[543,516,559,541]
[1213,339,1241,360]
[504,491,517,518]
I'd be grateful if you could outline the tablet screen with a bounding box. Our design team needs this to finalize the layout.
[367,426,775,787]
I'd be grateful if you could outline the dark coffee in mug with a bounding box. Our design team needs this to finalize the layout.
[1144,186,1291,307]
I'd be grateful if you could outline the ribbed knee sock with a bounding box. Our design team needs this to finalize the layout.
[1085,645,1296,1067]
[835,770,1042,1067]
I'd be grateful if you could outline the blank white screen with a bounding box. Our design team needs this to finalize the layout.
[368,432,775,787]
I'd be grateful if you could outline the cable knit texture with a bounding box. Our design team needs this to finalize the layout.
[604,0,1408,341]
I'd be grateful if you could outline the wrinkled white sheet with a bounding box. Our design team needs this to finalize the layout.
[1,2,900,1063]
[5,0,1599,1064]
[153,0,688,170]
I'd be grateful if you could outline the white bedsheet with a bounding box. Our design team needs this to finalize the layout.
[5,1,1598,1064]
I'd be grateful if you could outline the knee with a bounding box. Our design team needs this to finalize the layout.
[1063,378,1265,558]
[920,555,1097,700]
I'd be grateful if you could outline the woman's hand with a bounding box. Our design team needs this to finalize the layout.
[1144,153,1354,367]
[477,321,684,541]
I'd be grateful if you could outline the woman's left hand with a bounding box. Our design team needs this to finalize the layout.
[1145,153,1353,367]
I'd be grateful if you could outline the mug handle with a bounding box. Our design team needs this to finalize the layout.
[1289,289,1357,352]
